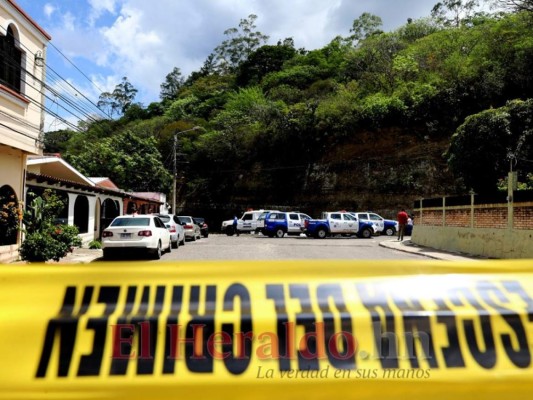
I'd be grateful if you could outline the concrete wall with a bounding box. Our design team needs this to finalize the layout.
[412,226,533,259]
[412,193,533,259]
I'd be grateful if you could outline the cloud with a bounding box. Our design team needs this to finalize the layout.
[43,3,56,18]
[43,0,439,106]
[87,0,118,26]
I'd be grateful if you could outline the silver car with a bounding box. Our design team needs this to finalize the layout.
[156,214,186,248]
[177,215,201,241]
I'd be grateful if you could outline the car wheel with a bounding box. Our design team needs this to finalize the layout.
[385,227,395,236]
[360,228,372,239]
[275,228,285,238]
[166,241,172,253]
[316,228,327,239]
[171,240,178,249]
[191,233,197,242]
[152,242,162,259]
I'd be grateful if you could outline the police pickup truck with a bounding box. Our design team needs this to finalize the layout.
[350,212,398,236]
[263,211,311,238]
[303,212,374,239]
[221,210,271,236]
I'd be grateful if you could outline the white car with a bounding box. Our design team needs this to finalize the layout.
[102,215,172,259]
[156,214,186,248]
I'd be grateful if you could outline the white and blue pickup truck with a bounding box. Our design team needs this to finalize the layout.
[262,211,312,238]
[350,212,398,236]
[303,211,374,239]
[221,210,273,236]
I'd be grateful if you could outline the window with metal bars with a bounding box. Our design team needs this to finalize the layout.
[0,26,22,93]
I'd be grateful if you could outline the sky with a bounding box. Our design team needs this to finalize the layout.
[12,0,439,128]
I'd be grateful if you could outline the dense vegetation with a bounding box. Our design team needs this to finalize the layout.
[44,1,533,220]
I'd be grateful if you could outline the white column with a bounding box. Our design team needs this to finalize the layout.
[67,193,77,226]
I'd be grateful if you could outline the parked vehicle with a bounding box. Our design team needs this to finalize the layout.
[350,212,386,234]
[177,216,202,241]
[156,214,186,248]
[303,212,374,239]
[263,211,311,238]
[255,210,280,234]
[221,210,270,236]
[193,217,209,238]
[383,219,400,236]
[102,214,171,259]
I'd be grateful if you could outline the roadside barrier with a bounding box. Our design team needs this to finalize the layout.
[1,260,533,399]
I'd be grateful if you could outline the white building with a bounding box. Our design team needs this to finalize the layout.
[0,0,50,262]
[26,156,124,246]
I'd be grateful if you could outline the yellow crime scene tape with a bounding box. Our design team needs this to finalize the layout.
[1,260,533,399]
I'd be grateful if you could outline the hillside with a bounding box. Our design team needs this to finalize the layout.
[45,7,533,224]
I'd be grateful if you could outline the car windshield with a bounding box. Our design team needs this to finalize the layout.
[193,218,204,224]
[178,217,191,224]
[110,217,150,227]
[258,212,268,221]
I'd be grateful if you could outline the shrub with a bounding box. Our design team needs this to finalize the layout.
[19,189,82,263]
[52,224,82,251]
[19,229,65,262]
[88,239,102,249]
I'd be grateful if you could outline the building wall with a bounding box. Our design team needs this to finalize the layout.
[0,145,24,262]
[1,1,48,155]
[413,194,533,258]
[1,1,49,263]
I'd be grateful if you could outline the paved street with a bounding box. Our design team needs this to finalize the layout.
[156,233,424,261]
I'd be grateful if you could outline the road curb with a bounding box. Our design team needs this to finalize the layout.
[378,239,479,261]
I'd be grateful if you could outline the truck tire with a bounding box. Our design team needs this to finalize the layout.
[275,228,285,238]
[360,228,372,239]
[385,227,395,236]
[316,228,327,239]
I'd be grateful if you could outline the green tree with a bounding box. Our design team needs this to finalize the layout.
[236,41,297,86]
[67,130,171,192]
[160,67,184,101]
[97,77,138,116]
[347,13,383,45]
[446,99,533,193]
[431,0,482,27]
[43,129,75,154]
[214,14,269,73]
[493,0,533,12]
[20,189,82,262]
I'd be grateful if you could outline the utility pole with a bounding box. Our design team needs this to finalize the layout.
[172,133,177,214]
[172,126,201,214]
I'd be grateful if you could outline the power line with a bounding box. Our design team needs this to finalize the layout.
[1,55,97,129]
[47,41,107,95]
[1,24,110,126]
[0,122,43,143]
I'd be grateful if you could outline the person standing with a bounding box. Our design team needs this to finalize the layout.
[397,208,409,241]
[233,215,240,236]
